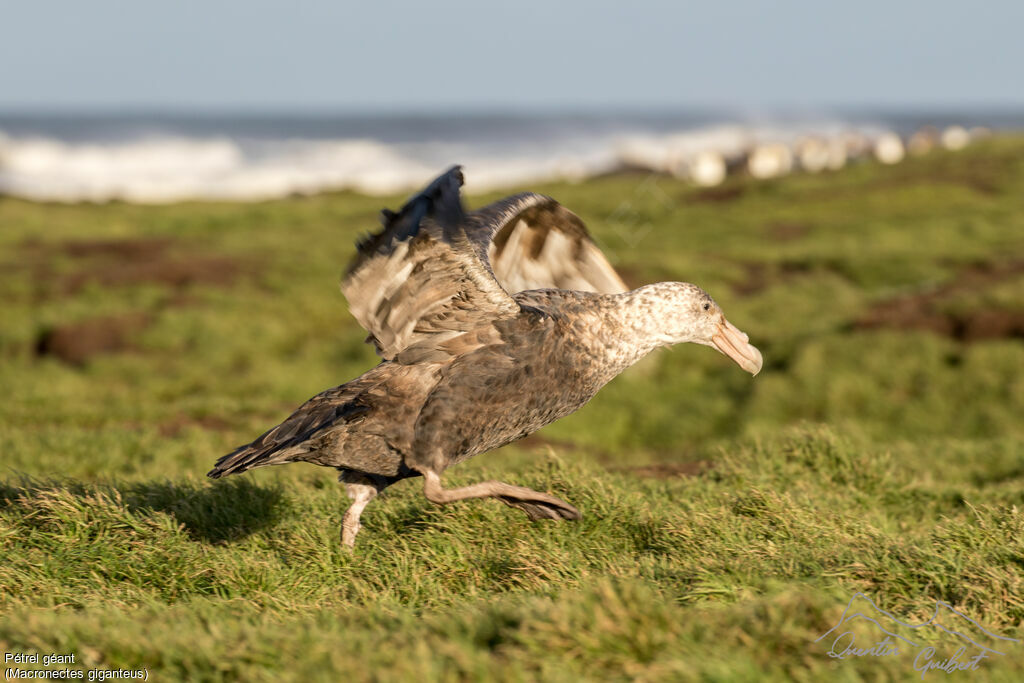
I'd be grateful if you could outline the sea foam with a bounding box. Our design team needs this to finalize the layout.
[0,117,952,203]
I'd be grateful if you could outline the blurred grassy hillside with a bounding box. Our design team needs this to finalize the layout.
[1,138,1023,681]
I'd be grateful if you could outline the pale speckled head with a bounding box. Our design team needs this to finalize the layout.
[635,282,763,375]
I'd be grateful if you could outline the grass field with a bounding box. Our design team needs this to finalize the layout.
[1,139,1023,681]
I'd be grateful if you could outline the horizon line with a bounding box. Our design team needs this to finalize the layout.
[2,103,1024,118]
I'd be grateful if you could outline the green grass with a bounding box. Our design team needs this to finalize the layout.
[2,139,1024,681]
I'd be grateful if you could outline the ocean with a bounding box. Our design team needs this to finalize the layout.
[1,109,1021,203]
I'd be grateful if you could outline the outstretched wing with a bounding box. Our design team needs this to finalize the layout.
[469,192,628,295]
[341,167,628,362]
[342,166,520,362]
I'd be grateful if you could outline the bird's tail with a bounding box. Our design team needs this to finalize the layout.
[206,386,370,480]
[206,443,298,479]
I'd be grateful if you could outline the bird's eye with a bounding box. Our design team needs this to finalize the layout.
[702,303,710,311]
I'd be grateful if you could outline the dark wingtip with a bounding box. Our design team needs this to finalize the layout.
[418,165,464,201]
[346,166,467,276]
[448,165,465,187]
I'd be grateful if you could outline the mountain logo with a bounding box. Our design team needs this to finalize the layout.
[814,592,1020,677]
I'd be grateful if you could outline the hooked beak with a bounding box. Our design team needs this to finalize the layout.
[711,319,763,376]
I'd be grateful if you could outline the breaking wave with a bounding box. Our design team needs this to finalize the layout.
[0,114,985,203]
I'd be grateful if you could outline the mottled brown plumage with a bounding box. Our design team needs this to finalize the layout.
[207,166,762,546]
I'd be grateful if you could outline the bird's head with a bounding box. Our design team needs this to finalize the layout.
[642,282,763,375]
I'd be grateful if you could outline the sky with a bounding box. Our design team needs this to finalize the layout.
[2,0,1023,112]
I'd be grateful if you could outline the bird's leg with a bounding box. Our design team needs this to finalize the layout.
[420,470,581,521]
[339,471,388,548]
[341,483,376,548]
